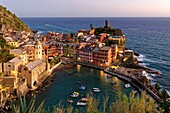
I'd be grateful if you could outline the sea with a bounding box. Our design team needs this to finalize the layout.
[21,17,170,110]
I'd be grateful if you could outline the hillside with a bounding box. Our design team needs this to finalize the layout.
[0,5,31,32]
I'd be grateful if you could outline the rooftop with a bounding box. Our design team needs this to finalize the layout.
[8,57,22,64]
[93,46,111,52]
[80,45,95,52]
[25,59,45,71]
[10,49,24,55]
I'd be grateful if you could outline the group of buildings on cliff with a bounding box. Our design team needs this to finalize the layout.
[0,21,135,98]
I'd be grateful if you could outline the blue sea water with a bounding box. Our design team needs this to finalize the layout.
[21,17,170,109]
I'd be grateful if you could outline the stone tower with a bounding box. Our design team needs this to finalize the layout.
[34,40,42,60]
[104,20,110,28]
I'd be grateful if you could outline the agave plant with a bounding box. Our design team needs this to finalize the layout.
[10,96,46,113]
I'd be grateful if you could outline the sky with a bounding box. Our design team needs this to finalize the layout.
[0,0,170,17]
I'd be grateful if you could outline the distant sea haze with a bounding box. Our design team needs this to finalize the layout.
[21,17,170,92]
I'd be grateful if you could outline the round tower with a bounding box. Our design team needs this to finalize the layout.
[34,40,42,60]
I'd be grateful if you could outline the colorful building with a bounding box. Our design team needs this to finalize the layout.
[23,40,43,61]
[92,46,112,67]
[78,45,95,63]
[108,35,126,51]
[8,41,19,48]
[10,49,28,65]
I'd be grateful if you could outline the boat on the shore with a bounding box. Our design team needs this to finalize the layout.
[106,74,112,78]
[76,101,87,106]
[67,99,73,103]
[125,84,131,88]
[70,92,79,97]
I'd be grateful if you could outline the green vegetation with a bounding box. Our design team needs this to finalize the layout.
[0,5,31,32]
[95,27,124,36]
[49,57,60,67]
[0,38,14,62]
[10,91,159,113]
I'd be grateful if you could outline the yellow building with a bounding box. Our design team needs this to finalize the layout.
[9,41,19,48]
[10,49,28,65]
[3,57,23,77]
[3,57,23,88]
[23,40,43,61]
[21,59,49,89]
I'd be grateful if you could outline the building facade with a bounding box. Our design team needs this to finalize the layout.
[23,40,43,61]
[21,59,49,89]
[93,46,112,67]
[10,49,28,65]
[78,45,94,63]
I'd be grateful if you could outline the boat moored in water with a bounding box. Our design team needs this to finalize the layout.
[70,92,79,97]
[79,85,86,90]
[106,74,112,78]
[125,84,131,88]
[93,87,99,90]
[80,97,88,102]
[76,101,87,106]
[111,81,116,85]
[93,89,100,93]
[67,99,73,103]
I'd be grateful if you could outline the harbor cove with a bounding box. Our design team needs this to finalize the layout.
[35,65,135,110]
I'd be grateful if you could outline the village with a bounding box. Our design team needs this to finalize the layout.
[0,20,167,109]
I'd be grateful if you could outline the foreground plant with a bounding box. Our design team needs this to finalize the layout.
[10,91,159,113]
[11,96,46,113]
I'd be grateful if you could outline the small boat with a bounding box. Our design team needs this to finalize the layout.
[76,101,87,106]
[106,74,112,78]
[70,92,79,97]
[77,81,81,84]
[93,87,99,90]
[80,97,88,102]
[134,91,138,95]
[93,89,100,93]
[111,81,116,85]
[125,84,131,88]
[67,99,73,103]
[79,85,86,90]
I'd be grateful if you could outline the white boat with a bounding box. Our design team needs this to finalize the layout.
[70,92,79,97]
[76,101,87,106]
[93,89,100,92]
[79,85,86,90]
[93,87,99,90]
[125,84,131,88]
[111,81,116,85]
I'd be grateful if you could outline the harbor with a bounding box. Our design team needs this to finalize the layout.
[34,65,135,111]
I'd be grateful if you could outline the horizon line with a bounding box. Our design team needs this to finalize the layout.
[19,16,170,18]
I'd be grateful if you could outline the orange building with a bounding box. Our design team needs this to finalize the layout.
[92,46,113,68]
